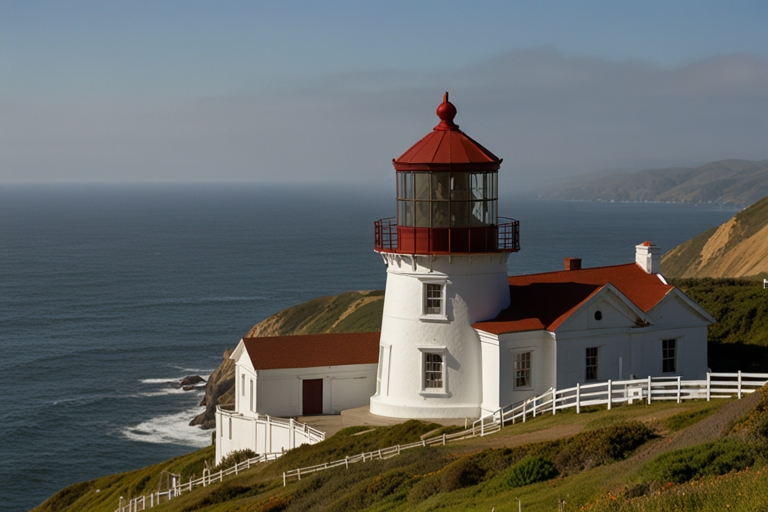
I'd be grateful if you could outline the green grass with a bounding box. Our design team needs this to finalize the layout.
[34,396,747,512]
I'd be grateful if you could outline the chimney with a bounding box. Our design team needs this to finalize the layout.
[635,241,660,274]
[564,257,582,271]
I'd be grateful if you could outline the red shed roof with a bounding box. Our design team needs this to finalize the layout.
[474,263,673,335]
[393,92,501,172]
[241,332,380,370]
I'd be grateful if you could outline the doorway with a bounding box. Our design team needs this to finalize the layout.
[302,379,323,415]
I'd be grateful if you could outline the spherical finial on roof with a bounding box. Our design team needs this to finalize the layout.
[435,91,458,130]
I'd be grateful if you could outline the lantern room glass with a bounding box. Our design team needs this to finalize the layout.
[396,171,498,228]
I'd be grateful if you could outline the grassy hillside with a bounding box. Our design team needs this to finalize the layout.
[36,387,768,512]
[246,290,384,337]
[546,159,768,205]
[671,278,768,372]
[662,194,768,278]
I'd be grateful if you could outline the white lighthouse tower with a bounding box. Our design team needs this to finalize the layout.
[370,93,519,418]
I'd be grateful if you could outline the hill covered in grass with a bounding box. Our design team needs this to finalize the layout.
[35,386,768,512]
[662,194,768,278]
[545,159,768,205]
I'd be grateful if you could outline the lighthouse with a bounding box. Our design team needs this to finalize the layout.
[370,93,520,418]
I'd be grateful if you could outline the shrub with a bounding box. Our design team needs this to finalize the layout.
[644,439,757,484]
[182,483,253,511]
[554,421,655,474]
[212,448,257,472]
[502,456,559,489]
[440,457,485,492]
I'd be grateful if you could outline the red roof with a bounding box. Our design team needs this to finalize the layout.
[242,332,380,370]
[474,263,673,335]
[393,92,501,172]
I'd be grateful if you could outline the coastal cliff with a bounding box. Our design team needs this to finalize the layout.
[190,290,384,428]
[662,194,768,278]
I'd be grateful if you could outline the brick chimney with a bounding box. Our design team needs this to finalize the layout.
[635,241,660,274]
[564,257,582,271]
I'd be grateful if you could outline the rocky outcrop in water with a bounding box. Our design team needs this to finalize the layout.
[189,349,235,429]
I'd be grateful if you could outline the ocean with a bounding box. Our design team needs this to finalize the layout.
[0,184,736,511]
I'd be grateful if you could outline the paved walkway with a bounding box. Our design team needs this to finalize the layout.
[296,405,470,437]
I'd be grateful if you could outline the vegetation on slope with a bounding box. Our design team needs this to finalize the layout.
[545,159,768,205]
[671,278,768,372]
[662,193,768,278]
[38,397,739,511]
[246,290,384,337]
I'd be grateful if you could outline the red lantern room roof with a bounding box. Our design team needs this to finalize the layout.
[393,92,502,172]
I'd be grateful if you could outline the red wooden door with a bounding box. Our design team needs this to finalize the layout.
[302,379,323,415]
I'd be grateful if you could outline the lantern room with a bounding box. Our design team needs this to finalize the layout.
[375,93,519,254]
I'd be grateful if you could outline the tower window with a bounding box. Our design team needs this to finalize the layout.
[424,353,443,389]
[585,347,599,381]
[513,351,532,388]
[425,283,442,315]
[662,339,676,373]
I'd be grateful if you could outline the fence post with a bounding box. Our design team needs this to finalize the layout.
[297,468,301,481]
[677,376,682,403]
[283,472,286,486]
[647,376,652,405]
[442,433,446,446]
[553,388,557,415]
[707,373,711,401]
[576,383,580,414]
[738,371,742,399]
[523,399,527,422]
[345,456,349,469]
[607,380,612,410]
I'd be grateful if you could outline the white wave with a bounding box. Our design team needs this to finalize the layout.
[121,407,210,447]
[140,378,181,384]
[170,365,215,375]
[138,387,191,397]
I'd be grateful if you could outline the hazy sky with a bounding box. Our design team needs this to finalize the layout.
[1,1,766,191]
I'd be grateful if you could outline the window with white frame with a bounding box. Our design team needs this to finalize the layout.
[419,278,447,320]
[662,339,676,373]
[424,353,443,389]
[418,346,448,394]
[585,347,599,381]
[513,351,532,388]
[425,283,443,315]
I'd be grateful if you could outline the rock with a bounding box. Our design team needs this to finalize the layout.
[189,349,235,429]
[180,375,206,390]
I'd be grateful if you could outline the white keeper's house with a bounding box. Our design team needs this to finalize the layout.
[216,93,714,461]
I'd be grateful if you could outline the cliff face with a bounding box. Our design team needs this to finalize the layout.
[190,290,384,428]
[662,194,768,278]
[190,349,235,429]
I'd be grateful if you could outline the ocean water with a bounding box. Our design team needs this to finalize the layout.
[0,184,736,511]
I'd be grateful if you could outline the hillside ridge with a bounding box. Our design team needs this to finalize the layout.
[662,194,768,278]
[545,159,768,205]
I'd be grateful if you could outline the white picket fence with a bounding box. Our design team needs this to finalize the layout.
[473,371,768,435]
[281,372,768,484]
[116,372,768,510]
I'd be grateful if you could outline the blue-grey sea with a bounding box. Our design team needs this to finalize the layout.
[0,184,737,511]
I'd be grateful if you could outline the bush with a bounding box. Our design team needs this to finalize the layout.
[502,456,559,489]
[554,421,655,474]
[644,439,757,484]
[440,457,485,492]
[212,448,257,472]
